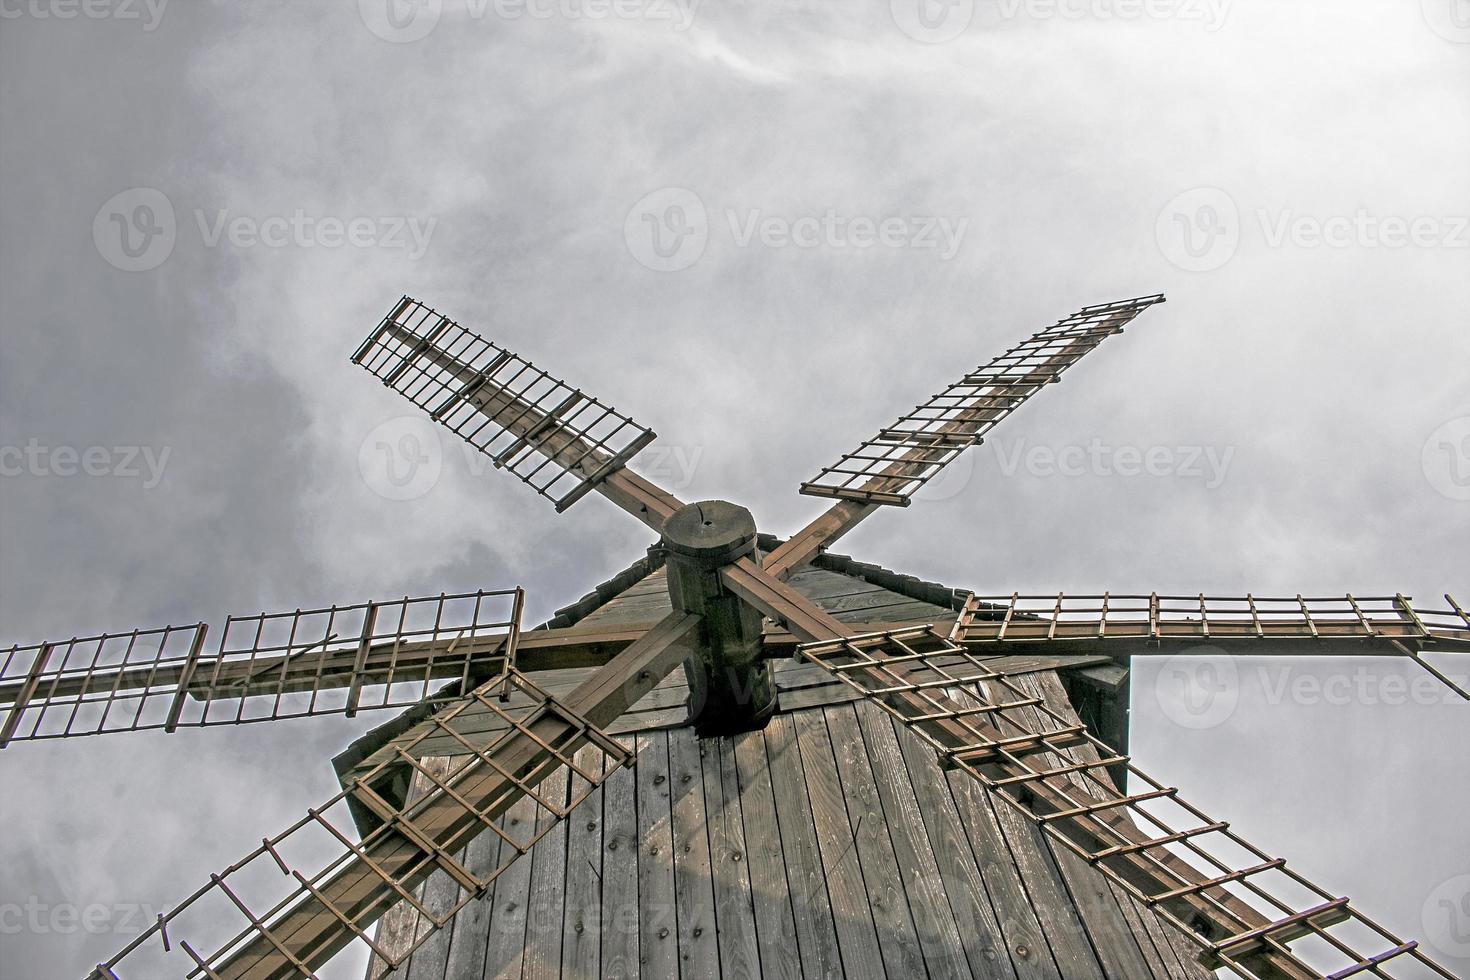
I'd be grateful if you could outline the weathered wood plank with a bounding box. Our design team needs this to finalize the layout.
[945,682,1106,980]
[793,709,887,979]
[481,790,538,980]
[440,810,503,980]
[635,731,678,977]
[939,757,1064,980]
[668,728,718,978]
[888,713,1045,980]
[763,714,846,980]
[522,768,570,980]
[854,699,979,980]
[601,737,640,980]
[823,704,928,979]
[1003,672,1158,980]
[561,746,605,979]
[705,735,762,980]
[731,729,803,980]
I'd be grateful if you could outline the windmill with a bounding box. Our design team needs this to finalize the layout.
[3,293,1466,980]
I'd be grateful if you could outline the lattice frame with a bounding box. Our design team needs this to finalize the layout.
[352,296,656,511]
[797,625,1457,980]
[0,589,522,745]
[91,668,632,980]
[800,294,1165,505]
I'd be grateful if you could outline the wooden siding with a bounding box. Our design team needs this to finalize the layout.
[362,563,1208,979]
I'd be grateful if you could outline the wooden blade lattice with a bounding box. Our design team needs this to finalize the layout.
[800,293,1165,506]
[352,296,657,512]
[950,591,1470,700]
[797,625,1458,980]
[91,668,631,980]
[0,589,522,745]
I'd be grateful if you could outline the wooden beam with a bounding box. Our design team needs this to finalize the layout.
[209,611,701,979]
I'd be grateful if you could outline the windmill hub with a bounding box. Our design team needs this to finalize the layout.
[661,500,778,734]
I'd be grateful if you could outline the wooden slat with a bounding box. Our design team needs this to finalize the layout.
[824,704,928,978]
[481,791,537,979]
[600,737,640,979]
[522,767,570,980]
[998,673,1159,980]
[854,699,979,980]
[705,736,763,980]
[731,729,803,980]
[762,714,846,980]
[668,728,719,978]
[560,745,605,979]
[890,713,1045,980]
[793,709,887,979]
[440,810,506,980]
[635,731,678,977]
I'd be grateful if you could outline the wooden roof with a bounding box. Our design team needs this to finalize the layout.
[358,550,1209,979]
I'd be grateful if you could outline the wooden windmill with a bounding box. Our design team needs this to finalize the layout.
[4,293,1467,980]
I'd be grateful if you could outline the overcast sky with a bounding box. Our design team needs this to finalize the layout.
[1,1,1467,977]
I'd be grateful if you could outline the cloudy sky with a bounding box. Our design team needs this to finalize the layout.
[1,0,1467,976]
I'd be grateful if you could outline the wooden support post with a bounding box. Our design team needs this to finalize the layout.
[661,500,778,735]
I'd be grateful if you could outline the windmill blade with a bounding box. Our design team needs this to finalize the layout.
[762,294,1165,579]
[352,297,683,529]
[796,625,1458,980]
[0,589,523,745]
[949,591,1470,701]
[91,610,699,979]
[799,293,1165,507]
